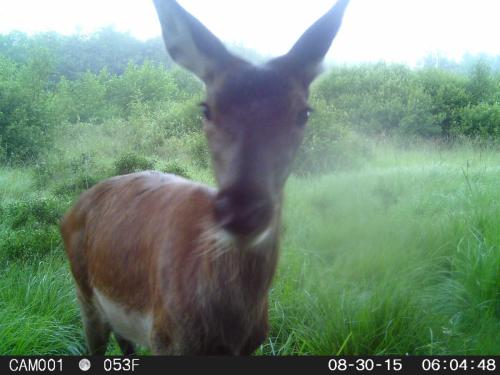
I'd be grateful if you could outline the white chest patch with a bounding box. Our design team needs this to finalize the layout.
[250,226,274,248]
[93,289,153,348]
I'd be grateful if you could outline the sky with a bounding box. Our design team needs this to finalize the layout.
[1,0,499,65]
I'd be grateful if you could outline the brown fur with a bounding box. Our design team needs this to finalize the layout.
[62,0,349,356]
[61,172,279,354]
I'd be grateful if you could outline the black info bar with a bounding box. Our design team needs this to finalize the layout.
[2,356,498,375]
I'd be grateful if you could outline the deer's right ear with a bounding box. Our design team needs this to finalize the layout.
[153,0,240,84]
[269,0,350,87]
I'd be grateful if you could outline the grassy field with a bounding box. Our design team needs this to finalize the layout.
[0,139,499,355]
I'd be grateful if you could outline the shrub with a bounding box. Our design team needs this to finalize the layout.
[2,197,65,230]
[313,64,417,135]
[0,196,65,262]
[49,72,111,124]
[0,227,61,261]
[0,52,55,164]
[107,61,179,116]
[125,98,204,155]
[33,152,99,193]
[53,174,101,197]
[416,68,469,135]
[157,160,190,179]
[294,132,373,176]
[69,152,97,179]
[159,100,203,138]
[293,99,373,176]
[454,103,500,138]
[186,133,210,169]
[32,160,53,190]
[114,152,154,175]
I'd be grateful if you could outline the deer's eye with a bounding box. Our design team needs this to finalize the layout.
[297,107,313,126]
[199,102,211,121]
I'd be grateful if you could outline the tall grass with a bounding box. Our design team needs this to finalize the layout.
[0,168,34,203]
[0,140,498,355]
[262,151,499,355]
[0,255,83,354]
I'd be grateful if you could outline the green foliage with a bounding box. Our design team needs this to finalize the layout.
[53,174,101,197]
[2,196,64,229]
[293,98,373,175]
[156,160,190,179]
[48,61,203,132]
[114,152,154,175]
[49,71,111,123]
[0,52,55,163]
[262,145,500,355]
[35,158,101,202]
[1,143,499,354]
[0,257,86,355]
[416,68,469,135]
[159,99,203,137]
[455,102,500,138]
[0,29,172,79]
[187,132,210,169]
[126,97,203,154]
[466,60,497,105]
[33,152,104,197]
[314,64,430,134]
[0,29,499,355]
[0,38,205,165]
[107,61,179,116]
[312,62,499,141]
[169,67,203,99]
[0,196,66,262]
[0,227,61,261]
[2,30,499,167]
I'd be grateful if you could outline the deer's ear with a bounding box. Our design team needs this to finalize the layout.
[153,0,241,84]
[269,0,349,86]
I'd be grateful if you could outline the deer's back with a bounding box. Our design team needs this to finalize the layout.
[61,171,217,312]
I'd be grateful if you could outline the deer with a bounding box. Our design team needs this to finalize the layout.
[61,0,349,355]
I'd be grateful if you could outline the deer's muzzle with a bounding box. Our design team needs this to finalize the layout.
[214,188,273,238]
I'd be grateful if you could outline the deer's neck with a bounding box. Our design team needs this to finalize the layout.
[197,195,283,300]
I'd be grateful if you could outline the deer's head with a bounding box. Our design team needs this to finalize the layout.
[154,0,349,239]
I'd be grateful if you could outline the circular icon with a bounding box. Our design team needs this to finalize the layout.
[79,358,91,371]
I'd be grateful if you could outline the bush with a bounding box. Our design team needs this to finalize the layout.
[159,100,203,138]
[156,160,190,179]
[0,196,65,262]
[33,152,100,194]
[0,227,61,261]
[53,174,101,197]
[454,103,500,138]
[125,98,204,155]
[32,160,53,190]
[186,133,210,169]
[107,61,180,117]
[114,152,154,175]
[294,132,373,176]
[313,64,418,135]
[2,197,65,230]
[416,68,469,135]
[49,72,112,124]
[0,52,55,164]
[292,99,373,175]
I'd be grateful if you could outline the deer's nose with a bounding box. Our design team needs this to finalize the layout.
[214,190,273,237]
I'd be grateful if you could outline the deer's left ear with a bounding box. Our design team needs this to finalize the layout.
[269,0,350,87]
[153,0,242,85]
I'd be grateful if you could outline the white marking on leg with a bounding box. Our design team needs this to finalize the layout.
[93,289,153,348]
